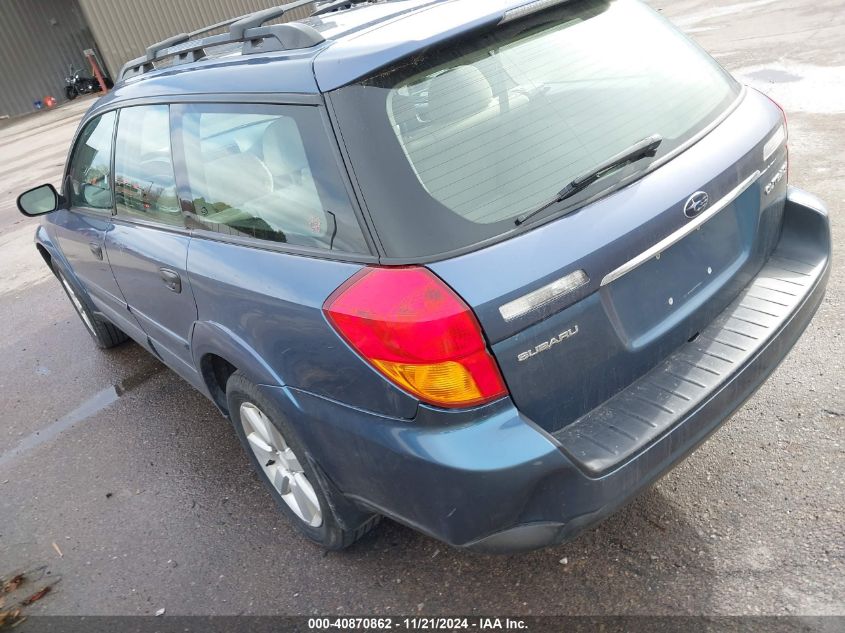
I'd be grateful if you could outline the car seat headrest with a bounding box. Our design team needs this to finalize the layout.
[426,66,494,124]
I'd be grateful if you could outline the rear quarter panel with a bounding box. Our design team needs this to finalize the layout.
[186,237,419,419]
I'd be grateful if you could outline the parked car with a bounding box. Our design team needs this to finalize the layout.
[17,0,831,552]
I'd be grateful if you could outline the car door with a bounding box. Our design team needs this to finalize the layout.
[104,104,199,379]
[51,111,128,325]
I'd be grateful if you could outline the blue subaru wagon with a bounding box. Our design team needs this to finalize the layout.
[18,0,831,552]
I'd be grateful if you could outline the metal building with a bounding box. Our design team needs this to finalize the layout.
[76,0,315,79]
[0,0,313,118]
[0,0,98,118]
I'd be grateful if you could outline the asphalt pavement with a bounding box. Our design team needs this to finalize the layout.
[0,0,842,618]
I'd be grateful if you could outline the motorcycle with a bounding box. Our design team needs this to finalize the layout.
[64,64,113,100]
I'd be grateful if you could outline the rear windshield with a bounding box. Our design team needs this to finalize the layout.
[331,0,741,258]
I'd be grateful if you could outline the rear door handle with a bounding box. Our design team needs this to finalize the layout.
[159,268,182,293]
[89,242,103,260]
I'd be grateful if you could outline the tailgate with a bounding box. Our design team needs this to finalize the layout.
[430,90,789,433]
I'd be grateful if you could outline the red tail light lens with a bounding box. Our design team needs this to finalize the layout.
[324,267,508,408]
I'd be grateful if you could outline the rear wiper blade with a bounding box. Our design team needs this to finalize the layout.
[514,134,663,226]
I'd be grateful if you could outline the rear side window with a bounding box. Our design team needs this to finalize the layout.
[176,103,367,254]
[114,105,182,226]
[331,0,742,257]
[67,111,115,211]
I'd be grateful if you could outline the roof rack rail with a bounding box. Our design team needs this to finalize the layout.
[142,10,269,61]
[119,0,324,81]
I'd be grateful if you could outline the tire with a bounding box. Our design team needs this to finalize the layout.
[65,85,77,100]
[54,264,128,349]
[226,371,379,549]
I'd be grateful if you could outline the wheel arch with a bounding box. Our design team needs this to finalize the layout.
[34,225,64,276]
[35,242,53,271]
[192,321,285,415]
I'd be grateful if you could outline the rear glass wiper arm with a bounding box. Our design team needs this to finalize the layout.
[514,134,663,226]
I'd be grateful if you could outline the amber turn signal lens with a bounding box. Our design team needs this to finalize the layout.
[372,359,488,408]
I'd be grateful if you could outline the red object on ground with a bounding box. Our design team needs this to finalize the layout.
[43,96,57,108]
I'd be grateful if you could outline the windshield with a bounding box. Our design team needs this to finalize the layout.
[331,0,741,258]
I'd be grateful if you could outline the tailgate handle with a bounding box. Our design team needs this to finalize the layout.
[159,268,182,293]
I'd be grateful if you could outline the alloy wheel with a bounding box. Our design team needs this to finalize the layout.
[239,402,323,527]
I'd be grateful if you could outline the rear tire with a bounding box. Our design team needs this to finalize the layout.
[226,371,379,549]
[54,265,128,349]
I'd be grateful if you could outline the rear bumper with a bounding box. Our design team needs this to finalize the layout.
[264,187,830,553]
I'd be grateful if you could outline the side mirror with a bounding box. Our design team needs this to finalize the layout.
[17,183,62,217]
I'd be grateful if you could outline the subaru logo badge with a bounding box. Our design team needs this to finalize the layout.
[684,191,710,218]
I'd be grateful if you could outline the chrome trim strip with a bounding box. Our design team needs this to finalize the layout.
[599,170,762,287]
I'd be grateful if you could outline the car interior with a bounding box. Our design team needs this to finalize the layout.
[187,114,329,245]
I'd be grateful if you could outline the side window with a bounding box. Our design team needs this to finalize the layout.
[67,111,115,211]
[177,103,367,253]
[114,105,182,226]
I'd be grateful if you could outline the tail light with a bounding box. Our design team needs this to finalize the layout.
[324,267,508,408]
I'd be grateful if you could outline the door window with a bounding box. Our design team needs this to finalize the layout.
[114,105,183,226]
[67,111,116,211]
[177,103,368,253]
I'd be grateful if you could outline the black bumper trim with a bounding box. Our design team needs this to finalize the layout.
[554,246,828,476]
